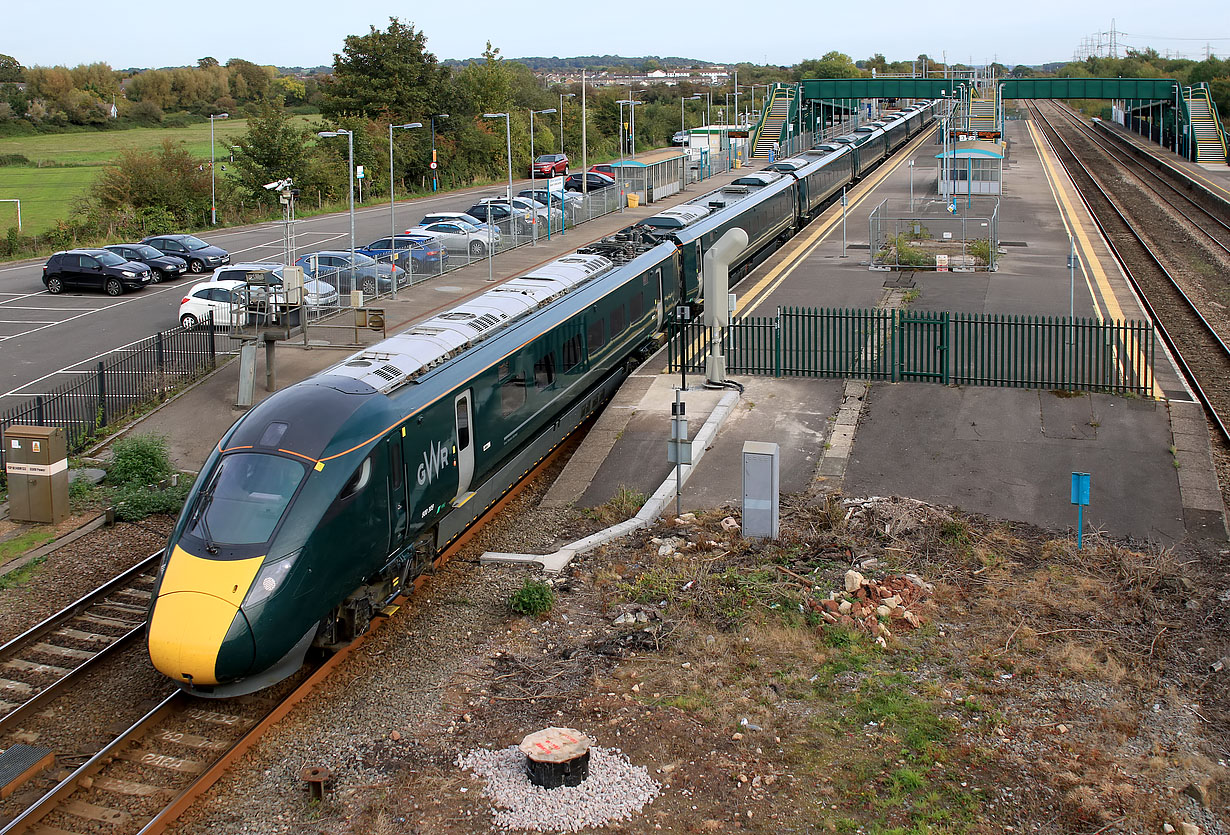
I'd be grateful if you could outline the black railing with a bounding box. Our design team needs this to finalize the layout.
[1,315,219,464]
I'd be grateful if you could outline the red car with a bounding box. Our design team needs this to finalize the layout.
[531,153,569,178]
[588,163,617,180]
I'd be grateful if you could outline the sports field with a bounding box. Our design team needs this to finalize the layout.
[0,116,315,235]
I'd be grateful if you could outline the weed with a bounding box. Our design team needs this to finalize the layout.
[111,483,191,521]
[901,289,921,306]
[938,520,971,547]
[967,237,992,264]
[0,555,47,589]
[582,485,647,524]
[107,434,174,487]
[0,530,57,564]
[509,579,555,617]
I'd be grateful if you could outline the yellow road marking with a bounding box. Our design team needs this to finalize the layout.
[738,128,939,318]
[1028,117,1162,398]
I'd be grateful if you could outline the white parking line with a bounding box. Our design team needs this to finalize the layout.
[0,306,94,311]
[0,320,58,324]
[0,289,53,305]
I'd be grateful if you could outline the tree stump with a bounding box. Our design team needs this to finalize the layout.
[519,727,592,788]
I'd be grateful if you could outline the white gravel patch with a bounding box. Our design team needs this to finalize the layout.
[458,745,660,832]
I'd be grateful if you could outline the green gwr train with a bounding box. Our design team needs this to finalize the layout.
[147,102,935,696]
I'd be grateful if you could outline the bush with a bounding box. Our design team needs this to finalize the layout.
[0,153,29,166]
[107,433,174,487]
[509,579,555,617]
[111,482,191,522]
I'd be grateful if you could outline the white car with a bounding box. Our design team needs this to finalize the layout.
[209,264,339,309]
[406,221,496,257]
[417,211,498,239]
[179,279,249,328]
[507,196,564,230]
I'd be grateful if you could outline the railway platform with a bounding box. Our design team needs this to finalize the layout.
[545,114,1225,546]
[1099,118,1230,203]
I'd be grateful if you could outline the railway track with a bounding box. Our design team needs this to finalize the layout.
[0,553,161,737]
[1028,99,1230,444]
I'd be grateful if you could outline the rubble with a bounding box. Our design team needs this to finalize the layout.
[787,566,931,641]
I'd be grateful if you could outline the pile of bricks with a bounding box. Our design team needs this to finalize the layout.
[802,569,933,645]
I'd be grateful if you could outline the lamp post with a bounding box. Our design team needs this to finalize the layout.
[317,129,356,266]
[482,113,512,283]
[388,121,422,299]
[529,108,556,244]
[209,112,228,225]
[559,93,575,155]
[429,114,448,192]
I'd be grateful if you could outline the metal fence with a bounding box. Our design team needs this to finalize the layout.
[669,307,1155,395]
[0,317,221,463]
[869,198,1000,271]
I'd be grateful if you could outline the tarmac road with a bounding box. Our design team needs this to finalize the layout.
[0,177,545,410]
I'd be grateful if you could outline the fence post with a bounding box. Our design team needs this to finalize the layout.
[155,330,165,397]
[774,308,782,378]
[36,395,44,426]
[207,311,216,367]
[97,360,107,428]
[942,312,951,385]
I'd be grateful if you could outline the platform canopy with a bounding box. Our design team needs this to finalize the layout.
[935,140,1005,159]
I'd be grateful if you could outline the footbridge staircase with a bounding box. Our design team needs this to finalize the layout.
[1185,85,1228,165]
[749,85,796,160]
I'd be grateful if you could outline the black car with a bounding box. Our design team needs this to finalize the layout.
[42,249,153,295]
[103,243,188,282]
[140,234,230,273]
[564,171,616,192]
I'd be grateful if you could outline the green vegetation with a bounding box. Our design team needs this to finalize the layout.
[100,434,190,522]
[0,530,56,565]
[967,237,992,264]
[509,579,555,617]
[0,555,47,590]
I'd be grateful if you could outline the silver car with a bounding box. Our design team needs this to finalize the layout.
[406,220,497,257]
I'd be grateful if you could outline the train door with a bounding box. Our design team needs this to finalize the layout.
[386,434,407,557]
[694,241,704,303]
[453,390,474,502]
[655,268,665,329]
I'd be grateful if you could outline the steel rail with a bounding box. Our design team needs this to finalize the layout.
[1029,100,1230,445]
[1049,102,1230,256]
[0,551,162,735]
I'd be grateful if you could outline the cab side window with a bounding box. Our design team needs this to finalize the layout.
[339,456,372,501]
[499,360,527,417]
[534,353,556,389]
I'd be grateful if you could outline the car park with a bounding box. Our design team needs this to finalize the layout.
[671,130,689,145]
[103,244,188,282]
[588,163,617,180]
[42,249,153,295]
[405,221,493,257]
[466,198,534,231]
[517,187,583,210]
[531,153,569,178]
[418,211,493,234]
[565,171,616,191]
[294,251,403,296]
[209,263,339,310]
[504,195,563,229]
[140,234,230,273]
[357,234,449,272]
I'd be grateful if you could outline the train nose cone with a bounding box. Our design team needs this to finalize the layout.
[148,591,255,686]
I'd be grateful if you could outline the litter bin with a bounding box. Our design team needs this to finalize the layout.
[4,426,68,524]
[627,193,639,209]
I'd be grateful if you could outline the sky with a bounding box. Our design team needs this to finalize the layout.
[5,0,1230,70]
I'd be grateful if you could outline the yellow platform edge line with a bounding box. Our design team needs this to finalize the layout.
[1028,119,1162,399]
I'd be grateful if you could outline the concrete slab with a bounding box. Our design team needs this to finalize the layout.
[844,384,1186,544]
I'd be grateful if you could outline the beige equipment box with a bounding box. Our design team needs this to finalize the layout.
[5,426,69,524]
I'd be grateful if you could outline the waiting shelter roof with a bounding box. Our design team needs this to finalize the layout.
[935,139,1005,160]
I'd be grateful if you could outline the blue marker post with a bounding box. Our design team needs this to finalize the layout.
[1070,472,1091,549]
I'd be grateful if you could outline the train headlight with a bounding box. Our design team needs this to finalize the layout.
[241,553,298,608]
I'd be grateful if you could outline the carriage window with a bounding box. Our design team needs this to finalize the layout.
[610,305,625,336]
[562,334,583,371]
[340,456,373,501]
[534,353,556,389]
[389,438,403,489]
[455,396,471,450]
[587,319,605,352]
[630,291,643,321]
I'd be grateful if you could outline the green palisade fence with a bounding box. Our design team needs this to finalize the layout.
[669,308,1154,396]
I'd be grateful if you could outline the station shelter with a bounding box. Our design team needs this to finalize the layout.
[935,139,1004,197]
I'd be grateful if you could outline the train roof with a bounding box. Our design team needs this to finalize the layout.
[638,168,790,235]
[324,253,615,393]
[640,204,712,230]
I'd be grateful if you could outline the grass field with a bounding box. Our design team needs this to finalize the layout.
[0,116,316,235]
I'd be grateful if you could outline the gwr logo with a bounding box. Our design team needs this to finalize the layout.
[417,440,450,486]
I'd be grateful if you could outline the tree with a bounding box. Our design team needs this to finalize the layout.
[231,103,313,200]
[794,52,862,81]
[197,57,219,69]
[0,54,22,83]
[91,140,211,225]
[321,17,447,120]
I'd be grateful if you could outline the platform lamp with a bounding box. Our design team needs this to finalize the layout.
[528,107,556,244]
[430,114,448,192]
[387,121,422,299]
[317,129,355,264]
[481,113,512,283]
[558,93,574,155]
[209,113,228,225]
